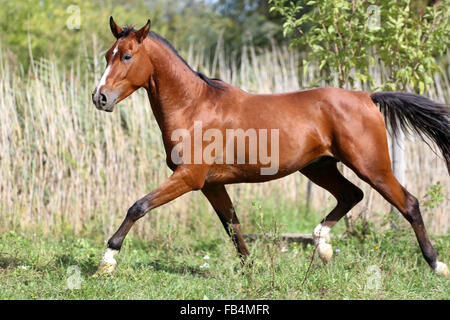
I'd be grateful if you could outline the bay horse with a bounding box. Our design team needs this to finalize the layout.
[92,17,449,276]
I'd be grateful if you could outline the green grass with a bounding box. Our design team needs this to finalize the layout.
[0,221,448,300]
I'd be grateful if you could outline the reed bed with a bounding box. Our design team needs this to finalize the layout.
[0,43,448,240]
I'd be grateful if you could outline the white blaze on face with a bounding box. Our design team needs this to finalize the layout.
[95,45,119,93]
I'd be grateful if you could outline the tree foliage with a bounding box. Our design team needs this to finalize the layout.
[269,0,450,92]
[270,0,376,87]
[215,0,285,51]
[0,0,286,72]
[376,0,450,92]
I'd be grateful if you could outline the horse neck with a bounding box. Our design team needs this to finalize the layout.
[144,38,208,135]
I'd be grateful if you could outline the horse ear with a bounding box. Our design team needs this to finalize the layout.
[135,19,151,43]
[110,16,123,39]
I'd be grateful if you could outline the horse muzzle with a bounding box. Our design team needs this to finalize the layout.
[92,87,119,112]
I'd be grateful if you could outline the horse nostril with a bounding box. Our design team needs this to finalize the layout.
[100,93,107,106]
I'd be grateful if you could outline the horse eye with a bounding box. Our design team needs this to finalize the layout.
[123,54,132,61]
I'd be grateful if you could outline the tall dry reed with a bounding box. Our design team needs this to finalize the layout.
[0,42,448,240]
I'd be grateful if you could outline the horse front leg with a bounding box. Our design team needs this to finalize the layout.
[202,184,250,264]
[97,166,208,274]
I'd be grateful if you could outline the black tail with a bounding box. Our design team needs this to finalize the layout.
[371,91,450,173]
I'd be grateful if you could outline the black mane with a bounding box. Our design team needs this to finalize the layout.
[117,26,224,90]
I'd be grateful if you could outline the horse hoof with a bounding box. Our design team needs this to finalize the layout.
[318,243,333,263]
[95,262,117,276]
[94,248,119,276]
[313,224,332,263]
[435,261,448,276]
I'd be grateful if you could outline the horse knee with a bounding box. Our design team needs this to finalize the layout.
[403,195,422,224]
[352,188,364,205]
[338,187,363,209]
[127,199,148,221]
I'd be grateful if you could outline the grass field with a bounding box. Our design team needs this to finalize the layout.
[0,215,448,300]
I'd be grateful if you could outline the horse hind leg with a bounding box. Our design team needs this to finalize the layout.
[300,157,364,263]
[339,133,448,276]
[360,169,447,275]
